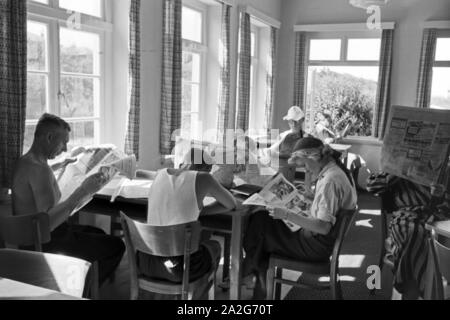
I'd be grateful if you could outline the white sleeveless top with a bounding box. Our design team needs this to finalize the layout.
[147,169,200,226]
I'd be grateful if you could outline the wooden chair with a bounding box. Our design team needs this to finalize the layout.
[266,208,357,300]
[120,212,218,300]
[0,213,98,299]
[0,248,97,299]
[428,229,450,300]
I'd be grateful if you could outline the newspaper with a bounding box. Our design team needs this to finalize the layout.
[57,145,137,214]
[381,106,450,187]
[243,174,312,232]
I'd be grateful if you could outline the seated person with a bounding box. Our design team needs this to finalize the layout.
[262,106,306,182]
[242,137,357,299]
[12,113,125,285]
[137,148,238,296]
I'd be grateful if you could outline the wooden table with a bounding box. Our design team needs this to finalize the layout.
[0,278,84,300]
[80,193,251,300]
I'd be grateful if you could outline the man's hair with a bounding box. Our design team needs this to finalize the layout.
[34,113,71,138]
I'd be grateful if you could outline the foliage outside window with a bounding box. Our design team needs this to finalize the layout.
[305,34,381,138]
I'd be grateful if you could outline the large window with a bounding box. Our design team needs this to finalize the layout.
[25,0,107,153]
[181,3,206,140]
[431,35,450,110]
[305,32,381,138]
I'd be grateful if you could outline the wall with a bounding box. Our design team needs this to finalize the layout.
[275,0,450,177]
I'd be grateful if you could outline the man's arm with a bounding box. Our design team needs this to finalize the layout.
[197,173,238,216]
[272,208,332,235]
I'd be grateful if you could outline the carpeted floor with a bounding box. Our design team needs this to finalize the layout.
[284,192,393,300]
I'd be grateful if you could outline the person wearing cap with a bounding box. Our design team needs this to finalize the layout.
[263,106,306,182]
[137,148,238,297]
[242,137,357,299]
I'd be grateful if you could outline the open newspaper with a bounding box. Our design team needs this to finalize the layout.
[243,174,312,232]
[57,145,137,215]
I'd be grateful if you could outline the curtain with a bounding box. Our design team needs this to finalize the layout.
[124,0,141,160]
[264,27,278,134]
[216,2,232,142]
[160,0,182,155]
[235,11,251,132]
[416,28,437,109]
[293,32,307,108]
[373,29,394,140]
[0,0,27,188]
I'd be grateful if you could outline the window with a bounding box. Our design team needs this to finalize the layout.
[25,0,108,153]
[181,3,206,140]
[305,32,381,138]
[430,36,450,110]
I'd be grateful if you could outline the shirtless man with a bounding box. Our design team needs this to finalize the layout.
[12,113,125,285]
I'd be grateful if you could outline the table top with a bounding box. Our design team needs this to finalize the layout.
[330,143,352,152]
[0,278,84,300]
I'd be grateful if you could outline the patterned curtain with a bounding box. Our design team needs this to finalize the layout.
[293,32,307,108]
[235,11,251,132]
[216,2,232,142]
[0,0,27,188]
[160,0,182,155]
[416,29,437,109]
[124,0,141,160]
[264,27,278,133]
[373,29,394,139]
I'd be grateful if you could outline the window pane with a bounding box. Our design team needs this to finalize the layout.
[431,67,450,110]
[60,28,100,75]
[27,21,47,71]
[251,32,256,57]
[309,39,341,61]
[306,66,379,137]
[182,83,200,114]
[182,6,202,43]
[67,121,97,150]
[182,52,201,83]
[27,74,47,120]
[23,125,37,154]
[59,0,102,18]
[347,38,381,61]
[435,38,450,61]
[60,76,98,118]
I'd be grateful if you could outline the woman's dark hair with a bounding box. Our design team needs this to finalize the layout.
[293,137,354,187]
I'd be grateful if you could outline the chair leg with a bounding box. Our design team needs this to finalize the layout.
[222,234,231,283]
[331,279,343,300]
[274,268,282,300]
[372,209,388,295]
[266,267,275,300]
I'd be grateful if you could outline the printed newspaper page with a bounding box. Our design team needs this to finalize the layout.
[57,145,137,213]
[243,174,312,232]
[381,106,450,187]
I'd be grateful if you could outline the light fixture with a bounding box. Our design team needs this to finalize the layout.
[350,0,390,9]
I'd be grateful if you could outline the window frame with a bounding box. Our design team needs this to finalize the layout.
[304,30,382,140]
[181,0,208,140]
[26,0,112,149]
[430,30,450,110]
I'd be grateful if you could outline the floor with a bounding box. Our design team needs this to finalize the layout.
[98,191,393,300]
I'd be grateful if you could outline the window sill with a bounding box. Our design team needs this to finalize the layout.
[341,136,383,147]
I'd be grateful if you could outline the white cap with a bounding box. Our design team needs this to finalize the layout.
[283,106,305,122]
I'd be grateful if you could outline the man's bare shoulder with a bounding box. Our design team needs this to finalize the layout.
[14,155,52,181]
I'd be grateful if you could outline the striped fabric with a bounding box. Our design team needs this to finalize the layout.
[264,27,278,133]
[416,29,437,109]
[216,2,232,142]
[373,29,394,140]
[293,32,308,128]
[0,0,27,188]
[124,0,141,160]
[160,0,182,155]
[235,11,251,132]
[293,32,307,107]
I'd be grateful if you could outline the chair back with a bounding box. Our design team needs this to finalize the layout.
[0,213,51,251]
[120,212,202,299]
[429,230,450,299]
[330,208,358,272]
